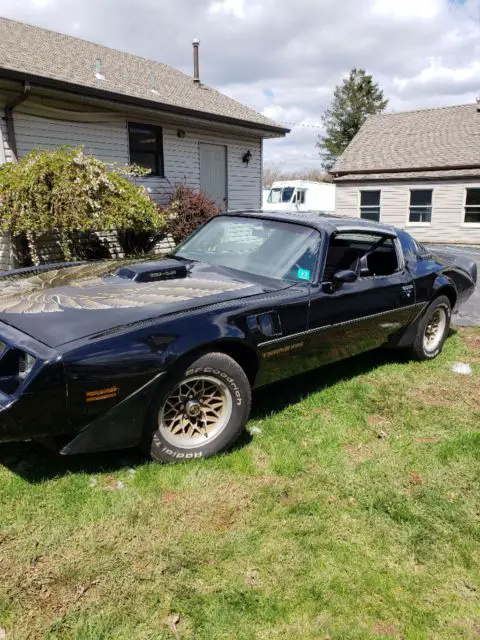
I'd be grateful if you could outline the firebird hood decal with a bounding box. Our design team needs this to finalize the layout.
[0,261,274,347]
[0,265,251,314]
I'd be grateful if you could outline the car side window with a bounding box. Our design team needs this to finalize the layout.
[397,230,430,261]
[322,232,400,282]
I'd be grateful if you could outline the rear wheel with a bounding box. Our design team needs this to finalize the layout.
[410,295,451,361]
[143,352,251,462]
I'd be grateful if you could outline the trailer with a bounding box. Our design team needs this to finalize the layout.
[263,180,335,213]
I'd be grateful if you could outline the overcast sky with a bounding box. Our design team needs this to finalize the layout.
[1,0,479,169]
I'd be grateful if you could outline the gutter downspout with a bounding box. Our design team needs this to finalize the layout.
[4,81,31,162]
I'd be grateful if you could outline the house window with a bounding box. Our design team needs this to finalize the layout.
[409,189,432,223]
[464,188,480,224]
[359,190,380,221]
[128,122,164,176]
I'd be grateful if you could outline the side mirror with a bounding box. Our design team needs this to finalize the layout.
[332,269,358,286]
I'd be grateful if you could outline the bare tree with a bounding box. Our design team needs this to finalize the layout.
[263,163,332,187]
[262,164,285,188]
[290,168,333,183]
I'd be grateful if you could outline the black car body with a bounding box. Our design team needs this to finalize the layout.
[0,211,476,460]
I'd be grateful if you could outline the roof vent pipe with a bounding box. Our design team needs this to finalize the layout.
[192,39,200,84]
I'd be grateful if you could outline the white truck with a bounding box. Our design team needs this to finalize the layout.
[263,180,336,213]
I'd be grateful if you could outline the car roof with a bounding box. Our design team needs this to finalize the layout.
[222,210,398,237]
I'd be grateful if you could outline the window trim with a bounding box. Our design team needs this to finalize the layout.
[295,189,306,205]
[175,215,323,284]
[358,189,381,222]
[127,121,164,177]
[407,188,433,227]
[462,186,480,227]
[320,230,404,284]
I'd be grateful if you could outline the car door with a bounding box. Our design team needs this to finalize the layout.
[251,226,321,386]
[304,230,419,367]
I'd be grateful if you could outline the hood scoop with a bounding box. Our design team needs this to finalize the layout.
[114,259,188,283]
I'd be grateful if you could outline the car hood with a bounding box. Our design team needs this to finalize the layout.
[0,260,283,347]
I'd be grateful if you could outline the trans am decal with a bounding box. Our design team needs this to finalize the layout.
[0,264,251,314]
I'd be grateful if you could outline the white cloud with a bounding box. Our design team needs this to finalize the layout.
[372,0,441,19]
[207,0,265,20]
[394,56,480,97]
[208,0,246,18]
[30,0,55,6]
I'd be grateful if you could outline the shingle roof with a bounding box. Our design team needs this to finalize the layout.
[335,168,480,181]
[333,103,480,176]
[0,17,287,135]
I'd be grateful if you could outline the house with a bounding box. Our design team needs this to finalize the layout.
[0,18,288,212]
[332,103,480,244]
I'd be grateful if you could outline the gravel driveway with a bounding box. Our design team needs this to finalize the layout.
[428,245,480,327]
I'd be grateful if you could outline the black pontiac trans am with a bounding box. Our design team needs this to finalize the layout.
[0,211,476,462]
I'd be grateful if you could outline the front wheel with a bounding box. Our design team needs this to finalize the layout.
[142,352,252,462]
[410,295,451,361]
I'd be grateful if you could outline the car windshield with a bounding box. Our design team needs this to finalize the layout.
[267,187,295,204]
[174,216,321,283]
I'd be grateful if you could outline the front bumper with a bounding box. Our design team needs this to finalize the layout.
[0,322,67,443]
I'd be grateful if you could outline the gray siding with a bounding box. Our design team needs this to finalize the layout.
[335,181,480,244]
[11,111,262,210]
[127,124,262,210]
[14,113,129,164]
[0,103,13,163]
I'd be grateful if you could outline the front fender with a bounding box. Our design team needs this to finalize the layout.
[159,310,252,368]
[59,304,257,452]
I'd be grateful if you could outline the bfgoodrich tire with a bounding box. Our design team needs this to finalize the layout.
[142,352,252,462]
[410,295,451,361]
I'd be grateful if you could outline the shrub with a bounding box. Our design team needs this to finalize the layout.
[0,147,165,260]
[163,185,219,244]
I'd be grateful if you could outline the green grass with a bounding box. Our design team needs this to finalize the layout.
[1,328,479,639]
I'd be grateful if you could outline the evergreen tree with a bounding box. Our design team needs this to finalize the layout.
[317,68,388,170]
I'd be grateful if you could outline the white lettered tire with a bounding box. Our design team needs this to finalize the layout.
[143,352,252,462]
[410,295,451,361]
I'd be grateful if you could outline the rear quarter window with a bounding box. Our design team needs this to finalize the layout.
[397,230,422,260]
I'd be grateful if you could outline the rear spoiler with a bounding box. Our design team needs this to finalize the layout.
[431,250,477,284]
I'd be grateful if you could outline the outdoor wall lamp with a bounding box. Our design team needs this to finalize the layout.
[242,150,252,165]
[177,129,186,138]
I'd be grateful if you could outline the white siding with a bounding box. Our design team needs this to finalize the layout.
[335,181,480,244]
[135,124,262,209]
[0,103,13,163]
[13,112,263,210]
[14,113,129,164]
[335,184,360,218]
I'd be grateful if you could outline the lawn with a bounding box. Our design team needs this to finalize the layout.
[0,328,479,640]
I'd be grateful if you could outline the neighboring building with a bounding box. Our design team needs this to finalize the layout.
[263,180,335,213]
[0,18,288,211]
[332,103,480,244]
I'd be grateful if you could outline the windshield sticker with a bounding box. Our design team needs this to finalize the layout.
[297,268,311,281]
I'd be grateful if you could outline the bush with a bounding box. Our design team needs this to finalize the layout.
[163,185,219,244]
[0,147,165,260]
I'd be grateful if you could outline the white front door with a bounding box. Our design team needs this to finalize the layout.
[199,143,228,210]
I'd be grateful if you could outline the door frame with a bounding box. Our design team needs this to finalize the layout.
[199,142,228,211]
